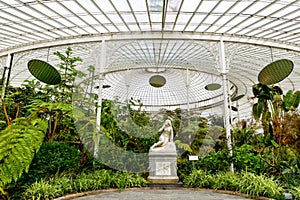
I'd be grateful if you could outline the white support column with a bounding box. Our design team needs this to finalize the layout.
[219,39,234,172]
[94,39,106,158]
[186,68,190,113]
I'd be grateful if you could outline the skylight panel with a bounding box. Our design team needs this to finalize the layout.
[259,19,283,29]
[272,32,292,40]
[115,25,129,32]
[44,29,71,39]
[189,14,206,24]
[4,8,30,20]
[128,24,140,31]
[242,2,269,15]
[94,14,111,24]
[284,23,300,33]
[180,0,201,12]
[282,8,300,19]
[111,0,131,12]
[135,13,149,23]
[236,18,261,33]
[176,13,193,25]
[71,27,88,35]
[152,24,162,31]
[94,0,115,12]
[122,14,136,23]
[1,10,24,22]
[213,1,236,13]
[245,29,264,37]
[256,29,277,38]
[184,25,198,32]
[60,1,85,13]
[195,24,209,32]
[80,15,98,25]
[259,3,285,16]
[42,18,64,29]
[226,27,243,35]
[140,24,151,31]
[229,1,253,13]
[202,15,220,25]
[105,24,119,32]
[95,25,110,33]
[197,1,218,13]
[77,1,99,13]
[165,12,177,23]
[271,5,298,18]
[81,26,98,34]
[67,16,86,26]
[206,25,221,33]
[215,15,235,27]
[275,21,296,31]
[26,32,52,41]
[150,12,163,22]
[47,1,70,15]
[128,0,147,12]
[225,15,248,27]
[12,23,33,33]
[55,17,75,28]
[249,18,270,29]
[16,6,44,19]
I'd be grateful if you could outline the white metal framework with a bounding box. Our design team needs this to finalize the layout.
[1,0,300,120]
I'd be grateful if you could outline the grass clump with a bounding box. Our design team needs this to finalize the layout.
[24,169,146,200]
[184,170,284,199]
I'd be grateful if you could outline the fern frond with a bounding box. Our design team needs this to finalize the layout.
[0,117,47,193]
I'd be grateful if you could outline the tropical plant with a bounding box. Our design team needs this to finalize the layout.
[252,83,300,144]
[53,46,83,102]
[0,116,47,195]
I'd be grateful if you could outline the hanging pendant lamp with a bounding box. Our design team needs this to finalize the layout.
[28,59,61,85]
[258,59,293,85]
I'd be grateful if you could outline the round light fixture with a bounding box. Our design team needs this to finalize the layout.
[28,59,61,85]
[231,94,245,102]
[258,59,293,85]
[205,83,221,91]
[149,75,166,88]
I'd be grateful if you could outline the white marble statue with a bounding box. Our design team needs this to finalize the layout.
[150,119,174,150]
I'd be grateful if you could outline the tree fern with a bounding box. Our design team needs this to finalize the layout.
[0,117,47,195]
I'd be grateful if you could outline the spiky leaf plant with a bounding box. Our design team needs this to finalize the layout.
[0,117,47,195]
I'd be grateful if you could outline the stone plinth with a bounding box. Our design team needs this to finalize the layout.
[148,142,179,184]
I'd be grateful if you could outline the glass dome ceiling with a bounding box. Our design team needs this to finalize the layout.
[1,0,300,119]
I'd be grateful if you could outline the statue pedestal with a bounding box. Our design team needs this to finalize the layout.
[148,142,179,184]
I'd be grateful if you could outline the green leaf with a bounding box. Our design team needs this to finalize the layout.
[271,140,278,148]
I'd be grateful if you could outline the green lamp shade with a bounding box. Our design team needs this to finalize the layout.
[28,59,61,85]
[229,105,238,111]
[205,83,221,91]
[258,59,293,85]
[149,75,166,87]
[231,94,245,102]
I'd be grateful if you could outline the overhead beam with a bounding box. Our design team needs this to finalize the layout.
[1,32,300,57]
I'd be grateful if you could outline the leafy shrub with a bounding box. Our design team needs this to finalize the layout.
[198,149,230,173]
[19,142,82,185]
[288,187,300,200]
[232,144,266,174]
